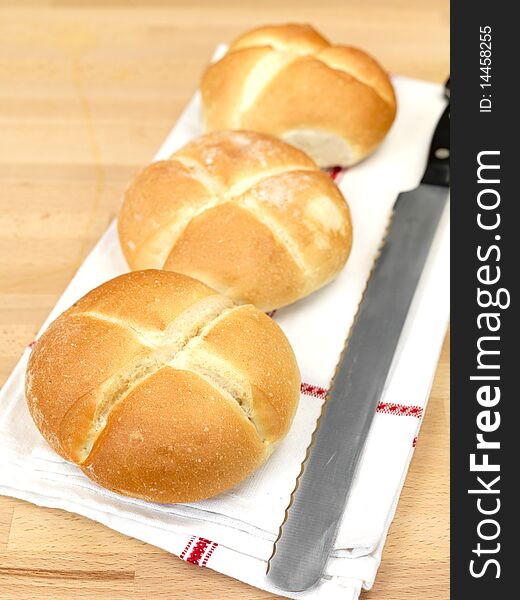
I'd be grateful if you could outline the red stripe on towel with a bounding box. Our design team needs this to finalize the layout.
[300,382,328,400]
[201,541,218,566]
[376,403,423,419]
[180,535,196,560]
[327,166,348,184]
[181,537,219,566]
[300,383,424,421]
[184,537,218,566]
[186,537,210,565]
[328,166,342,181]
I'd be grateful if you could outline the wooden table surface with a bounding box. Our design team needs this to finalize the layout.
[0,1,449,598]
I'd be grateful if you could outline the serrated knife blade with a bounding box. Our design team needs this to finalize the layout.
[267,86,450,592]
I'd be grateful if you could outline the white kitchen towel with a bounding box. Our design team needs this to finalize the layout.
[0,71,449,599]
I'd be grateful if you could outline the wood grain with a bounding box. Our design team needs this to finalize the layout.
[0,1,449,598]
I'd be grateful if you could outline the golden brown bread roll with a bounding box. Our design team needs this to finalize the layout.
[118,130,352,312]
[25,270,300,503]
[201,23,397,167]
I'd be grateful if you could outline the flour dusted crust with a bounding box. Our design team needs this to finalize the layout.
[201,23,397,166]
[118,130,352,311]
[25,270,301,503]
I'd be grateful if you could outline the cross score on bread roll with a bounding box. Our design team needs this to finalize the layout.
[201,23,397,167]
[118,130,353,312]
[25,270,300,503]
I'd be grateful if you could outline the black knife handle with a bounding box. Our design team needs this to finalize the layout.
[421,99,450,187]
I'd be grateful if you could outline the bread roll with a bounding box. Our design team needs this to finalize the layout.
[25,270,300,503]
[201,23,397,167]
[118,130,352,312]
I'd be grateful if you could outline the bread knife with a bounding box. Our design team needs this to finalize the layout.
[267,82,450,592]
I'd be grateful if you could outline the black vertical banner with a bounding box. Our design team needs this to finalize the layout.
[451,1,516,597]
